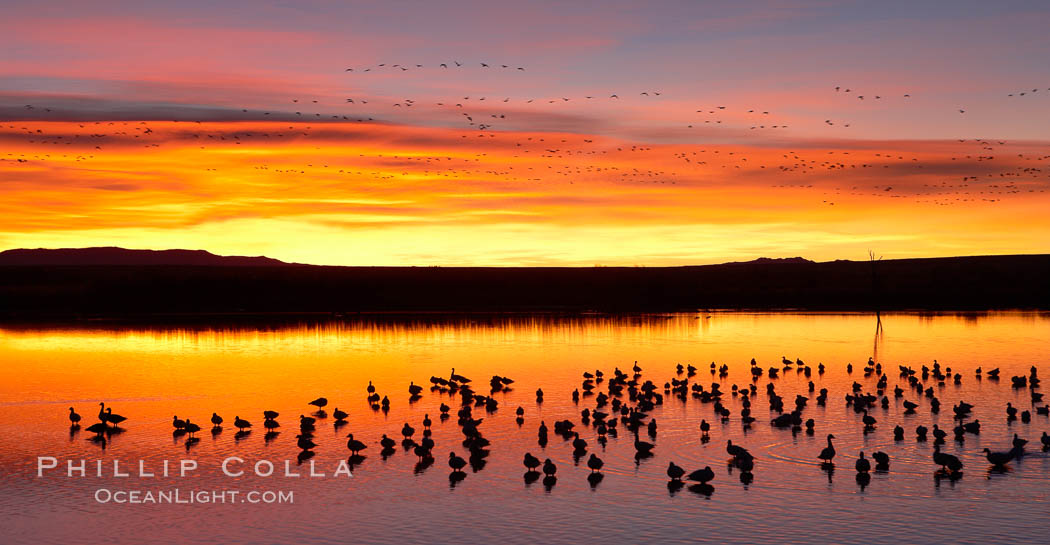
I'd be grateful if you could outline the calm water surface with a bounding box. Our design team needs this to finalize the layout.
[1,312,1049,545]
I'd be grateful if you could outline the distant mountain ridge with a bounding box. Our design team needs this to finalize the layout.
[0,247,821,268]
[0,250,1047,315]
[725,257,814,265]
[0,247,291,266]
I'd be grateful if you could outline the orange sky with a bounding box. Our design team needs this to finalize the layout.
[1,2,1048,265]
[2,119,1047,265]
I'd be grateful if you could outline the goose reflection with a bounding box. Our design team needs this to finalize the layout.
[856,471,871,490]
[587,472,604,488]
[412,456,434,474]
[449,470,467,487]
[523,470,541,486]
[740,471,754,485]
[822,463,835,483]
[468,453,487,473]
[542,475,557,491]
[86,422,107,441]
[347,454,367,471]
[688,483,714,497]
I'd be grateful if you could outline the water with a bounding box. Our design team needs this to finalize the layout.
[1,312,1048,545]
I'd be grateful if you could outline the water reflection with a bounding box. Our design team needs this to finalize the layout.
[1,311,1049,545]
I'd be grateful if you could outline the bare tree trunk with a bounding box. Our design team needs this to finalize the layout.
[869,250,883,362]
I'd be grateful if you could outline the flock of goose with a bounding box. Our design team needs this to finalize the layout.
[67,358,1050,493]
[6,60,1050,210]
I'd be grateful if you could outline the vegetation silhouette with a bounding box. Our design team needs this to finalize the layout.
[0,250,1047,318]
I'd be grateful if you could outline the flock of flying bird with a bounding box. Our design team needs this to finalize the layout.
[68,358,1050,493]
[3,59,1049,209]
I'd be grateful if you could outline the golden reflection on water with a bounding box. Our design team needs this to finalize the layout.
[2,312,1048,406]
[1,312,1050,545]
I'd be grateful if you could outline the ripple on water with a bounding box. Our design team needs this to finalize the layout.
[1,312,1049,545]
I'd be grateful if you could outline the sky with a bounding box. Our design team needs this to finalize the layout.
[1,0,1048,266]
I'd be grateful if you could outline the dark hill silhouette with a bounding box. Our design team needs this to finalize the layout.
[726,257,814,265]
[0,247,290,267]
[0,250,1046,318]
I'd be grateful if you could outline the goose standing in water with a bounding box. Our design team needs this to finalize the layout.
[983,448,1014,466]
[543,458,557,477]
[872,451,890,470]
[210,413,223,428]
[687,466,715,484]
[234,416,252,431]
[818,434,836,464]
[726,440,750,459]
[172,416,186,430]
[104,408,127,427]
[309,397,328,409]
[855,452,871,473]
[448,452,467,473]
[633,432,655,456]
[68,407,81,426]
[667,462,686,481]
[184,419,201,438]
[450,368,471,383]
[587,454,604,473]
[346,434,367,455]
[572,432,588,452]
[933,445,963,473]
[523,452,542,472]
[1041,431,1050,449]
[333,408,349,422]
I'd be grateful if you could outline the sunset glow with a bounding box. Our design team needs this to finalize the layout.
[2,1,1049,265]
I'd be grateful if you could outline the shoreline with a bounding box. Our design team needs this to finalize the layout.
[0,309,1046,328]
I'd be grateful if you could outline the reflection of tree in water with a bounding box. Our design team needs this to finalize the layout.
[869,250,883,363]
[873,313,883,363]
